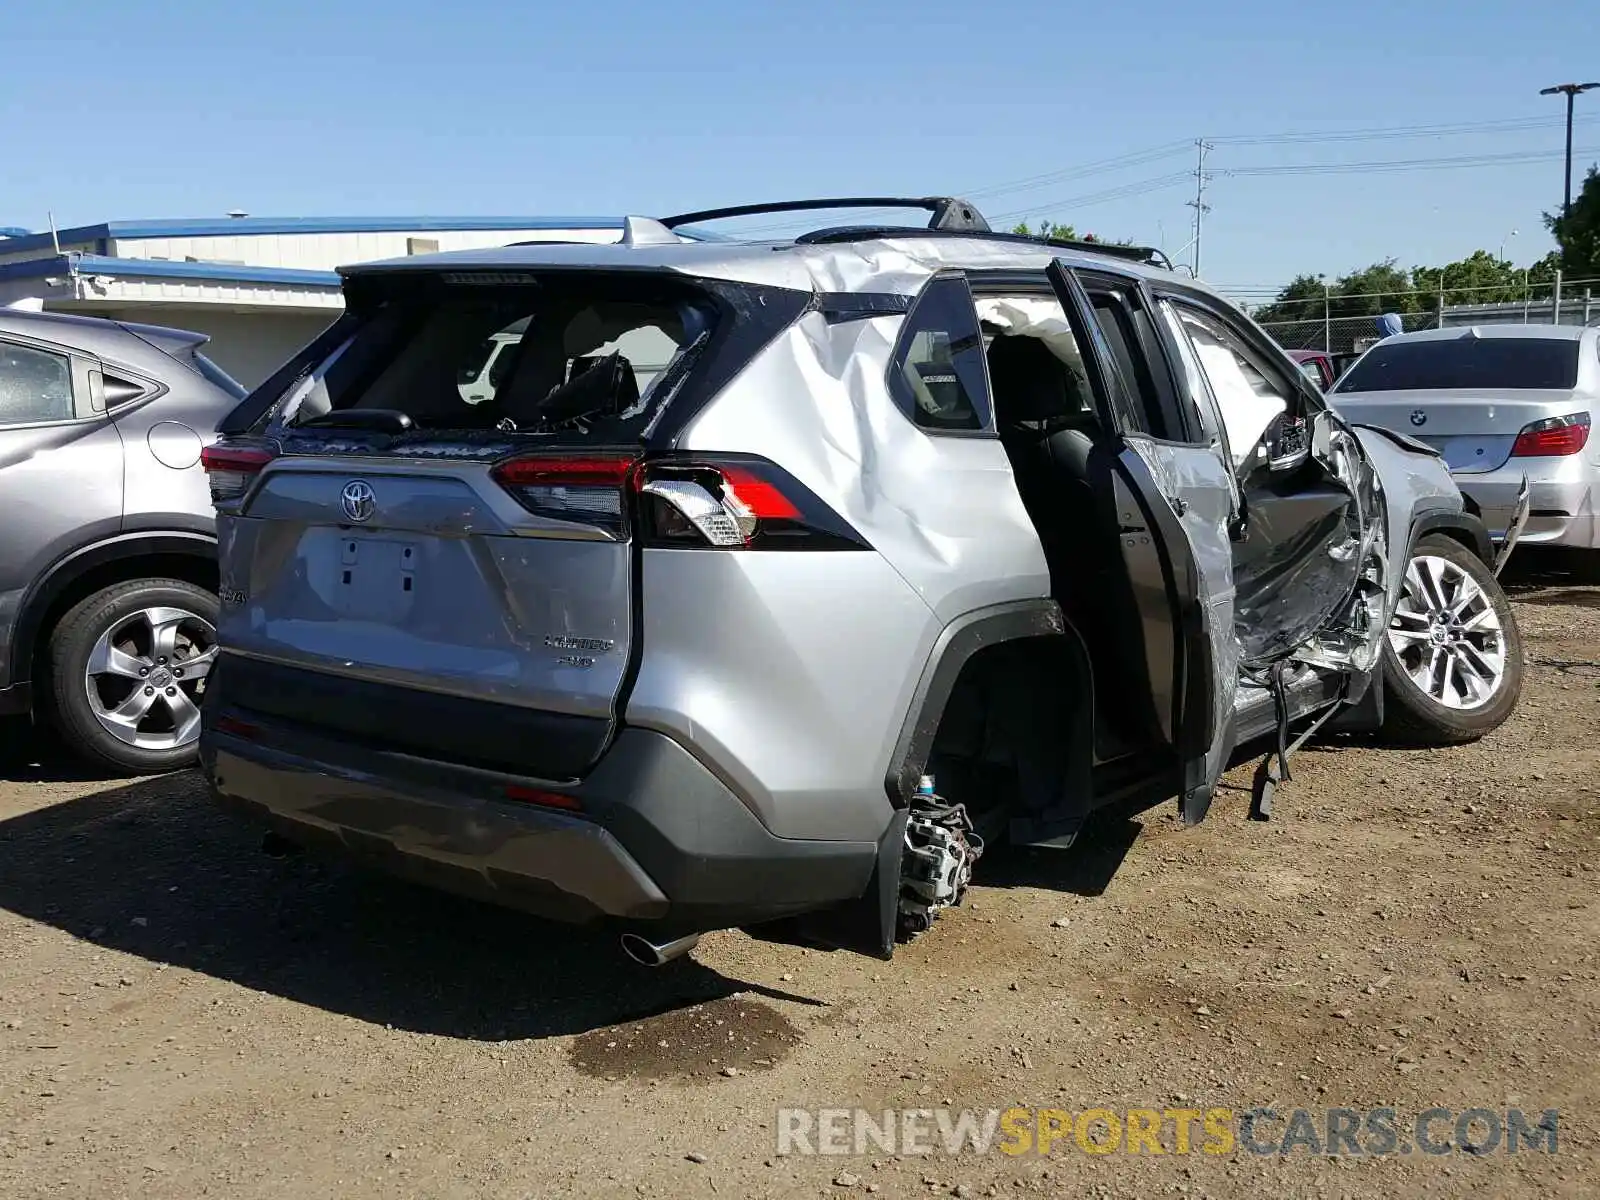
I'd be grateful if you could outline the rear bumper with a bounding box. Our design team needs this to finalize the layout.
[1453,462,1596,548]
[202,715,882,934]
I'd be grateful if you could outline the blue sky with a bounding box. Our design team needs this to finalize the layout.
[2,0,1596,295]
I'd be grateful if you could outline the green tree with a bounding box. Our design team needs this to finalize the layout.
[1011,220,1077,241]
[1009,220,1134,246]
[1526,250,1562,290]
[1327,260,1417,319]
[1250,261,1415,349]
[1247,274,1327,347]
[1253,243,1574,352]
[1545,164,1600,280]
[1411,250,1524,313]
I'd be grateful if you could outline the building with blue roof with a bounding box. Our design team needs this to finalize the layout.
[0,215,625,385]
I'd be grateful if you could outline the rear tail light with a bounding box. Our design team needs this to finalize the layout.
[640,464,801,547]
[490,454,636,534]
[489,452,866,550]
[636,459,862,550]
[201,442,277,503]
[1511,412,1590,458]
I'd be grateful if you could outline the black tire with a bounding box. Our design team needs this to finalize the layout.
[1380,534,1522,745]
[46,578,219,775]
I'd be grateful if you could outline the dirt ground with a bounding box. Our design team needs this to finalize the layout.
[2,557,1597,1199]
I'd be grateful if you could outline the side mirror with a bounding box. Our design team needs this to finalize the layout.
[1261,412,1311,473]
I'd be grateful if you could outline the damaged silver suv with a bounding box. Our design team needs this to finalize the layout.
[199,197,1522,963]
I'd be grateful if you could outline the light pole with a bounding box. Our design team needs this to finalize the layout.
[1540,82,1600,216]
[1499,229,1518,261]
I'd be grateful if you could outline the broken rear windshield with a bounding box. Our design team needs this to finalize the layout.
[1335,337,1581,393]
[281,274,723,438]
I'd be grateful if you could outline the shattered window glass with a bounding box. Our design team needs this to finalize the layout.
[288,278,718,436]
[0,342,74,426]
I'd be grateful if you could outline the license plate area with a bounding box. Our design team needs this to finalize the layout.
[1443,444,1492,471]
[331,536,417,620]
[1422,436,1510,474]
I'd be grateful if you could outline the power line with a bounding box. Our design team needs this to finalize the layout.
[1210,113,1599,146]
[988,171,1192,221]
[959,115,1600,211]
[672,114,1600,247]
[1223,145,1600,177]
[961,141,1192,201]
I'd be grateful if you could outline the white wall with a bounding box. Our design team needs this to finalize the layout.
[111,227,621,272]
[173,309,335,388]
[93,307,336,389]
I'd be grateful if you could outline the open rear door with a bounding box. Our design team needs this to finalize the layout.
[1045,261,1240,824]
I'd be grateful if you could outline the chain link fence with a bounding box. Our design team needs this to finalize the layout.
[1249,278,1600,354]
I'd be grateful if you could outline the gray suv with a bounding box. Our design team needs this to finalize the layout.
[0,309,242,773]
[199,198,1522,963]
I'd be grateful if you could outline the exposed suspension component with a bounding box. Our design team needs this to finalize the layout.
[897,776,984,939]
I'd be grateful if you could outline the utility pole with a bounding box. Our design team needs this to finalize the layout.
[1540,82,1599,216]
[1187,139,1212,277]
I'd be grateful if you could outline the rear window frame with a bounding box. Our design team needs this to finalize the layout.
[224,269,813,448]
[1335,335,1583,394]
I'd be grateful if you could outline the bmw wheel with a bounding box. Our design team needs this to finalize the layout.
[1380,534,1522,745]
[47,579,219,775]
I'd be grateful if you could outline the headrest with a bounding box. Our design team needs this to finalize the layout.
[985,336,1092,426]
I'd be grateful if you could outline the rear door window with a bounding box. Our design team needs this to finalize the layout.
[0,342,75,426]
[1335,336,1581,392]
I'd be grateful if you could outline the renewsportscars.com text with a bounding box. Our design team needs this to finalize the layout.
[775,1106,1559,1158]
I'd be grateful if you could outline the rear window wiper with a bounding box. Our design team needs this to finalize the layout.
[298,409,415,433]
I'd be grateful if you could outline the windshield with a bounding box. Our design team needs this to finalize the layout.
[1335,336,1581,393]
[187,351,248,400]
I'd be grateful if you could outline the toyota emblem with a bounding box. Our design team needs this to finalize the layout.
[1409,409,1427,428]
[340,479,376,523]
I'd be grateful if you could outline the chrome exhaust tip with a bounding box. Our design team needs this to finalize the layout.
[619,931,701,967]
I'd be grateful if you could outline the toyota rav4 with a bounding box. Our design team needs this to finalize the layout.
[199,197,1523,963]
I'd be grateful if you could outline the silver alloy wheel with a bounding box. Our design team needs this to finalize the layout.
[1386,553,1507,711]
[83,606,218,750]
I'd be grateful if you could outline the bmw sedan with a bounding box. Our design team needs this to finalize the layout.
[1330,324,1598,550]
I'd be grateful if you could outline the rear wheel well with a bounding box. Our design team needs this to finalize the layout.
[1435,526,1480,558]
[25,553,218,687]
[922,632,1093,833]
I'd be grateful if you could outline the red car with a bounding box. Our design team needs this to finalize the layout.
[1289,349,1361,390]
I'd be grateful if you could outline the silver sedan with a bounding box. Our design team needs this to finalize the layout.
[1331,323,1599,549]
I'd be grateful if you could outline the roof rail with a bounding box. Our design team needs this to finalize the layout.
[795,225,1170,269]
[660,196,991,233]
